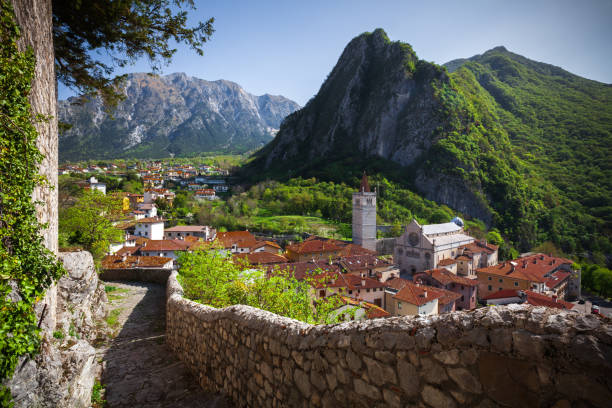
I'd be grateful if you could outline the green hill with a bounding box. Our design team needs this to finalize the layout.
[247,29,611,258]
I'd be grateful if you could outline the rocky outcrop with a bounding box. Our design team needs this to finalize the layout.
[166,271,612,408]
[58,73,300,161]
[5,251,107,408]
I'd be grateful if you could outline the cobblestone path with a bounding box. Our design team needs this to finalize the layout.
[99,281,229,408]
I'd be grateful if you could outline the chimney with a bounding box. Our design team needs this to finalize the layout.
[361,278,366,286]
[423,290,427,298]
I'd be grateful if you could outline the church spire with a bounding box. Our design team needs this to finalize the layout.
[360,171,370,192]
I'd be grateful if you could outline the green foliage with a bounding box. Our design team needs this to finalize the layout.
[580,263,612,299]
[59,190,123,260]
[177,250,344,324]
[91,379,106,407]
[0,2,65,401]
[52,330,64,340]
[53,0,214,106]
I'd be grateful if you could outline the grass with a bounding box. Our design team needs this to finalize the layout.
[105,308,122,330]
[244,215,351,240]
[91,380,106,407]
[105,285,130,302]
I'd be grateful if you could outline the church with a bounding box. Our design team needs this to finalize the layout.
[393,218,475,277]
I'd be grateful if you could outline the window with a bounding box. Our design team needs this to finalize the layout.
[488,276,492,281]
[397,302,402,310]
[366,289,370,293]
[488,285,492,291]
[461,295,464,301]
[514,282,519,287]
[499,288,502,291]
[498,278,503,283]
[348,290,352,295]
[319,290,325,298]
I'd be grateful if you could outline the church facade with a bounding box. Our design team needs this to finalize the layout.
[394,219,475,277]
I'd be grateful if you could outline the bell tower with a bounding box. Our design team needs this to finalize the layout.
[352,172,377,251]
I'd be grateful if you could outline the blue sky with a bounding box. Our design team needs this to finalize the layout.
[58,0,612,105]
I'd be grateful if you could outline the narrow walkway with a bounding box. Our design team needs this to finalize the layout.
[99,281,229,408]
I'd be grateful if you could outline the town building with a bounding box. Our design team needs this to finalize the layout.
[482,289,575,310]
[394,218,475,277]
[251,240,282,254]
[164,225,215,241]
[88,176,106,194]
[352,172,377,252]
[384,278,460,316]
[476,253,579,300]
[414,268,479,310]
[101,255,174,271]
[139,239,191,260]
[195,189,217,200]
[134,217,165,240]
[233,252,289,266]
[216,231,258,254]
[285,239,344,262]
[331,296,390,321]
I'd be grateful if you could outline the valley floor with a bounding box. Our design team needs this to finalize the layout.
[97,281,229,407]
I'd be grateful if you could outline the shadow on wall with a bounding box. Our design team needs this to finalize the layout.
[100,280,229,407]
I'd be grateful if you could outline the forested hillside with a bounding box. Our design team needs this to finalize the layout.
[247,29,611,260]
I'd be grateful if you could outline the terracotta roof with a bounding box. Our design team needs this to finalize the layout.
[544,270,571,290]
[252,240,281,250]
[456,255,472,261]
[483,289,574,310]
[417,269,479,287]
[137,217,165,224]
[338,255,393,273]
[336,296,390,319]
[141,239,190,252]
[234,252,288,265]
[216,231,257,249]
[114,246,140,256]
[460,240,499,255]
[477,253,574,284]
[437,258,458,266]
[286,239,343,255]
[524,291,574,310]
[426,286,462,306]
[393,282,445,306]
[384,277,411,291]
[102,255,172,269]
[339,244,377,257]
[165,225,209,232]
[482,289,522,300]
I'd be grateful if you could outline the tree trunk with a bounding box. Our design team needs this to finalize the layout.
[11,0,58,254]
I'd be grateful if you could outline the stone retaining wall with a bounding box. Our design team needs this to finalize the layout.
[166,271,612,407]
[100,268,172,285]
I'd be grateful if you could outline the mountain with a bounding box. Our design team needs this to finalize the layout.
[249,29,612,255]
[58,73,300,161]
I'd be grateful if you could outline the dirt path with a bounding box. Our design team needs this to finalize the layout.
[98,281,229,408]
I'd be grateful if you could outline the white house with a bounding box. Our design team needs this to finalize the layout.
[134,217,165,240]
[89,176,106,195]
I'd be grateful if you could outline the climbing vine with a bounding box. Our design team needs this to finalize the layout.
[0,1,64,405]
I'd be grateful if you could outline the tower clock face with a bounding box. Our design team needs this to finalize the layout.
[408,232,419,247]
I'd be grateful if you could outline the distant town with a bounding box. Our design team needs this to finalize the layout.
[61,161,592,320]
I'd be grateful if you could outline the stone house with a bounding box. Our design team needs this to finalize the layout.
[384,277,460,316]
[413,268,479,310]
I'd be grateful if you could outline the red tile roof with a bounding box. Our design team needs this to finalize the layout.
[336,296,390,319]
[437,258,458,266]
[460,240,499,255]
[141,239,190,252]
[339,244,377,257]
[417,269,479,287]
[393,282,445,306]
[234,252,288,265]
[165,225,209,232]
[482,289,574,310]
[477,253,573,284]
[216,231,257,249]
[101,255,172,269]
[286,239,343,255]
[137,217,165,224]
[252,240,281,250]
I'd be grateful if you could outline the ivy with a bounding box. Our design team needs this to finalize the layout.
[0,1,64,404]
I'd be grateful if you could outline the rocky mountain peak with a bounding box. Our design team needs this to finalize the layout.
[58,73,300,161]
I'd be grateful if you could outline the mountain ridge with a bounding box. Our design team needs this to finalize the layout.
[248,29,612,255]
[58,72,300,161]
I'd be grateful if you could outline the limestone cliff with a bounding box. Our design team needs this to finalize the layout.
[5,252,107,408]
[58,73,300,161]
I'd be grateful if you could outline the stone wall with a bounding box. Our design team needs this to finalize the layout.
[100,268,172,285]
[166,271,612,408]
